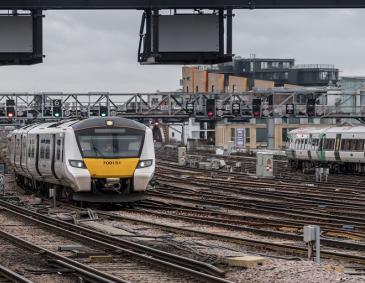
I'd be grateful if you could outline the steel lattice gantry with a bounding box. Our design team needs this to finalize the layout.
[0,89,364,126]
[1,0,365,9]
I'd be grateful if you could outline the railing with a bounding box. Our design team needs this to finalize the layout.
[292,64,336,69]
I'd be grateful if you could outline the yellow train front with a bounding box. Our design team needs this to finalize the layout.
[9,117,155,203]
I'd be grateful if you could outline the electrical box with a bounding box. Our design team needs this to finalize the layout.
[178,147,186,166]
[256,152,274,178]
[303,225,317,242]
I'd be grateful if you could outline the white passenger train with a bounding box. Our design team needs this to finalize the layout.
[286,126,365,173]
[8,117,155,203]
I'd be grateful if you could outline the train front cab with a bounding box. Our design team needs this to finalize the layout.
[69,120,155,203]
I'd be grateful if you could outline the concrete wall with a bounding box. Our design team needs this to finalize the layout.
[228,75,248,93]
[193,69,208,93]
[208,73,225,93]
[254,79,275,89]
[182,66,194,93]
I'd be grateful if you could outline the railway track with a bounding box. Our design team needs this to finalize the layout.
[0,199,232,283]
[0,265,35,283]
[157,149,365,186]
[95,208,365,265]
[155,163,365,213]
[150,179,365,236]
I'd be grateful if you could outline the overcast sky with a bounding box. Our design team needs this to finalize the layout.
[0,9,363,93]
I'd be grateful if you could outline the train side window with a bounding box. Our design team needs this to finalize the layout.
[358,140,365,151]
[324,139,335,150]
[340,139,346,151]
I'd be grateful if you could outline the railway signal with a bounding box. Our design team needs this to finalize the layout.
[53,99,62,118]
[100,105,108,117]
[286,104,295,115]
[232,102,241,116]
[185,102,194,115]
[6,99,15,118]
[252,99,261,118]
[206,99,215,118]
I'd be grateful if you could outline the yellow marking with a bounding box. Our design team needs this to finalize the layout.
[83,158,139,178]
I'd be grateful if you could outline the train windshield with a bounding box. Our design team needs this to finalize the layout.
[75,128,144,158]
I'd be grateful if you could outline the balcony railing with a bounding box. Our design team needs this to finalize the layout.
[292,64,336,69]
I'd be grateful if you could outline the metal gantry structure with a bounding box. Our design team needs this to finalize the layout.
[0,89,365,126]
[1,1,365,9]
[1,1,365,65]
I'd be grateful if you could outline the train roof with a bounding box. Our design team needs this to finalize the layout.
[72,117,146,131]
[289,126,365,136]
[12,117,146,135]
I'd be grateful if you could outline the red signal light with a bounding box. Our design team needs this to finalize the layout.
[7,112,14,118]
[207,111,214,118]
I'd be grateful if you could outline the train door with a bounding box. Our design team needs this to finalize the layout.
[14,135,21,169]
[20,134,28,174]
[54,134,64,178]
[307,134,312,160]
[52,134,64,180]
[26,135,36,176]
[38,135,52,177]
[317,133,325,161]
[334,134,341,161]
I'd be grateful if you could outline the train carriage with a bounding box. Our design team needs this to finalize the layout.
[8,117,155,203]
[286,126,365,174]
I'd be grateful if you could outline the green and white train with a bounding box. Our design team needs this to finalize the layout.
[286,126,365,173]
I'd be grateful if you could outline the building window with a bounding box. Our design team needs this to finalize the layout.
[296,94,308,104]
[211,85,215,92]
[284,72,289,80]
[283,62,290,68]
[230,128,235,142]
[250,62,254,71]
[195,86,199,93]
[186,86,189,93]
[320,72,329,80]
[245,128,250,144]
[289,117,300,124]
[172,132,175,138]
[272,62,279,68]
[256,128,268,143]
[261,62,268,69]
[232,84,236,93]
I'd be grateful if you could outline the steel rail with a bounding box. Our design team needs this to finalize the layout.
[0,265,36,283]
[155,173,365,215]
[156,161,365,195]
[94,211,365,265]
[148,188,365,228]
[0,230,130,283]
[138,203,365,234]
[99,209,365,251]
[0,199,231,283]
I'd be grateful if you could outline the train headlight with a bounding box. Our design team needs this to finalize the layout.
[137,159,153,168]
[69,160,87,169]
